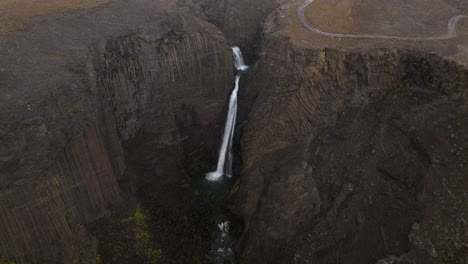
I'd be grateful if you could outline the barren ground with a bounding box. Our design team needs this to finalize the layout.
[280,0,468,66]
[0,0,110,34]
[305,0,460,37]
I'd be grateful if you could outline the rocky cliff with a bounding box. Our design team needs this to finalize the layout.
[1,0,468,263]
[234,2,468,264]
[0,0,233,263]
[199,0,281,60]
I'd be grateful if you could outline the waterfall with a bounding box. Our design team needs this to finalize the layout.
[206,47,249,182]
[232,46,249,71]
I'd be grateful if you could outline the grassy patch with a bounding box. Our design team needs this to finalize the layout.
[0,18,23,34]
[0,258,15,264]
[0,0,110,34]
[96,204,163,264]
[304,0,458,36]
[305,0,355,34]
[392,83,404,100]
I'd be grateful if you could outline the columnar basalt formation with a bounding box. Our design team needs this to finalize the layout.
[234,1,468,263]
[237,43,468,264]
[1,0,468,263]
[199,0,280,58]
[0,1,233,263]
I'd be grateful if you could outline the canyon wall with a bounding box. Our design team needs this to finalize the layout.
[0,1,233,263]
[1,0,467,263]
[235,10,468,264]
[199,0,281,59]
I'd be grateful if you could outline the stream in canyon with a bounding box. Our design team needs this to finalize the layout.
[195,46,249,264]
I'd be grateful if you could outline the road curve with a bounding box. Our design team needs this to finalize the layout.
[297,0,468,41]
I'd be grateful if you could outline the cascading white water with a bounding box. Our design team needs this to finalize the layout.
[208,220,236,263]
[232,46,249,71]
[206,46,249,182]
[206,76,240,181]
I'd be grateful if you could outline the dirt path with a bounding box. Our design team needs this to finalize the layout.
[297,0,468,40]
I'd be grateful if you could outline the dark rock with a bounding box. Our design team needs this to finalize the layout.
[234,22,468,264]
[0,0,233,263]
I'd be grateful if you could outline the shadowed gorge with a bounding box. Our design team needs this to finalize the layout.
[1,0,467,263]
[0,0,235,262]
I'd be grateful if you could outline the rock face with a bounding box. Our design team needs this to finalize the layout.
[238,45,468,264]
[199,0,280,59]
[2,0,468,263]
[234,3,468,263]
[0,0,233,263]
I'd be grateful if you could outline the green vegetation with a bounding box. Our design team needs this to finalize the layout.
[0,257,15,264]
[0,18,24,34]
[240,248,251,259]
[214,34,225,41]
[96,204,163,264]
[392,83,404,100]
[95,254,103,264]
[231,178,241,195]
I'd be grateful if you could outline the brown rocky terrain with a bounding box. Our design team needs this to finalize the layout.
[0,0,110,33]
[1,0,234,263]
[198,0,283,60]
[1,0,467,263]
[233,0,468,263]
[305,0,462,37]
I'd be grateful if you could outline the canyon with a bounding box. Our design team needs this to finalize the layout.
[0,0,467,263]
